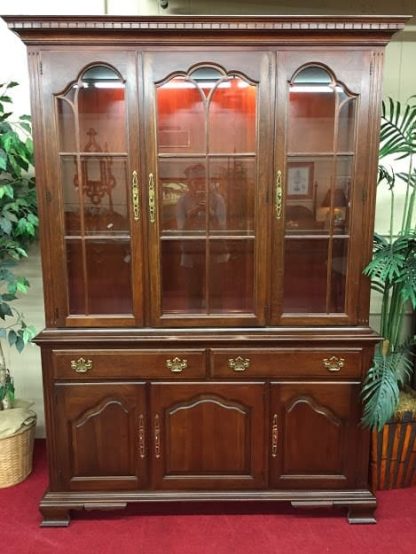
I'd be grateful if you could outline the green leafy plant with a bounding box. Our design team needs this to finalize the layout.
[0,81,38,408]
[362,96,416,430]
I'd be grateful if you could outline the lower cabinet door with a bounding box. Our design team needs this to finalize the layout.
[151,383,267,490]
[270,382,364,489]
[54,382,147,491]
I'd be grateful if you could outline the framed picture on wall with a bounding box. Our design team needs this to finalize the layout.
[287,162,314,199]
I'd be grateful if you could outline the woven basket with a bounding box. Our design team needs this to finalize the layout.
[0,419,36,488]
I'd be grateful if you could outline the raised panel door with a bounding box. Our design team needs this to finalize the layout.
[270,382,364,489]
[54,382,147,491]
[151,382,267,489]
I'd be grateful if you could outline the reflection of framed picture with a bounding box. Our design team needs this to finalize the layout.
[287,162,314,199]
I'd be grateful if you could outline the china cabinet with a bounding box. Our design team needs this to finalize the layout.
[5,15,408,526]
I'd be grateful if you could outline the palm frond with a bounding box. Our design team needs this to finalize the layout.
[397,245,416,308]
[379,97,416,159]
[378,164,396,190]
[364,235,410,283]
[361,346,400,430]
[396,169,416,189]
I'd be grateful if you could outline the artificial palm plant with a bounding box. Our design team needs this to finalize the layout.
[0,81,38,409]
[362,95,416,430]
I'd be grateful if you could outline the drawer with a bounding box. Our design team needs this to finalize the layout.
[210,348,362,378]
[52,349,206,379]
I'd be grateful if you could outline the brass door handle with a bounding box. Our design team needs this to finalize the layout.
[272,414,278,457]
[228,356,250,372]
[138,414,145,459]
[166,357,188,373]
[132,170,140,221]
[71,357,93,373]
[275,170,283,220]
[323,356,345,372]
[154,414,160,459]
[148,172,156,223]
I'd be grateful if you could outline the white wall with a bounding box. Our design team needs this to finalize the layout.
[0,2,414,436]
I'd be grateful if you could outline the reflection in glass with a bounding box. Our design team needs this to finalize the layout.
[209,239,254,313]
[58,65,133,318]
[161,239,206,313]
[86,241,132,314]
[62,156,129,236]
[288,77,336,153]
[157,76,205,154]
[330,239,348,312]
[283,239,328,313]
[66,239,133,315]
[58,98,76,152]
[338,97,356,152]
[209,77,256,153]
[66,239,84,314]
[157,66,258,317]
[160,159,207,234]
[78,67,126,153]
[209,158,255,233]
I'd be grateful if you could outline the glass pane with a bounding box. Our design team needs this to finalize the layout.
[66,239,85,314]
[80,156,129,235]
[62,156,80,235]
[57,97,76,152]
[283,239,328,313]
[209,158,256,234]
[288,67,335,153]
[86,240,133,314]
[78,66,126,153]
[62,156,129,236]
[285,156,352,235]
[161,239,206,313]
[157,76,205,154]
[333,157,352,235]
[209,239,254,313]
[160,159,207,235]
[209,76,257,153]
[329,239,348,313]
[338,96,356,152]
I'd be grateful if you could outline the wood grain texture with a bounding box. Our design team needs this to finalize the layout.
[13,15,403,524]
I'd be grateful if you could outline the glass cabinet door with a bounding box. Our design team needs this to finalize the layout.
[41,52,143,326]
[144,53,272,326]
[271,52,371,325]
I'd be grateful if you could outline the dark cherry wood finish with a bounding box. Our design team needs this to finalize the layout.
[5,15,408,526]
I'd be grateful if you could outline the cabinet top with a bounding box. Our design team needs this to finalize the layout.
[3,15,410,46]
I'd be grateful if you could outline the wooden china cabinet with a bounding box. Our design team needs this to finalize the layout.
[6,15,408,526]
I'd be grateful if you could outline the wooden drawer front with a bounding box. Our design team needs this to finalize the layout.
[210,349,362,378]
[52,349,206,379]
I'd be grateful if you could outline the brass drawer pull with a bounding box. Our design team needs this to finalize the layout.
[148,172,156,223]
[272,414,278,458]
[323,356,345,372]
[71,357,93,373]
[132,170,140,221]
[228,356,250,372]
[166,357,188,373]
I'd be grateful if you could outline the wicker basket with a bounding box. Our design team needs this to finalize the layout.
[0,419,36,488]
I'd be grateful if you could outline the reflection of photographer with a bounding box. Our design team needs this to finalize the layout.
[176,163,226,234]
[175,163,228,310]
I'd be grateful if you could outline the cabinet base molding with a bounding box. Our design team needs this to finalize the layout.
[39,489,377,527]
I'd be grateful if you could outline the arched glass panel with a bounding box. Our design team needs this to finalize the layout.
[56,64,132,316]
[155,66,258,315]
[283,65,357,315]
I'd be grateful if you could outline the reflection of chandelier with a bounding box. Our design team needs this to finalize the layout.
[73,127,116,208]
